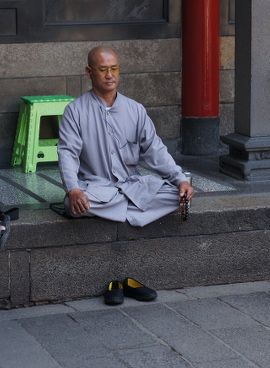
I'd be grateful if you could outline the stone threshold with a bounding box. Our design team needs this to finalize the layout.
[1,191,270,308]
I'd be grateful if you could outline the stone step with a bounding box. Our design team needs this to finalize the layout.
[1,192,270,307]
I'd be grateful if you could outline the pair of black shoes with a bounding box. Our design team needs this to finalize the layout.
[104,277,157,305]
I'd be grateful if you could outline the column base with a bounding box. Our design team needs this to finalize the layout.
[181,117,219,155]
[220,133,270,180]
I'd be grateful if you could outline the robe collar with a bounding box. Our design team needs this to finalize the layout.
[89,90,121,113]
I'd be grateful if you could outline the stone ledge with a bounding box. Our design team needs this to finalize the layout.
[5,192,270,250]
[118,207,270,240]
[2,192,270,306]
[6,210,117,250]
[29,229,270,302]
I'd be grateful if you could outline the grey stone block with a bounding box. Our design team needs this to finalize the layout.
[167,298,258,330]
[155,290,191,303]
[66,75,81,97]
[0,251,9,299]
[117,345,191,368]
[177,281,270,299]
[138,230,270,289]
[220,36,235,70]
[0,113,18,167]
[65,355,129,368]
[116,38,181,74]
[73,309,156,349]
[30,242,121,301]
[10,250,30,305]
[30,229,270,301]
[0,77,67,113]
[117,212,188,240]
[0,42,87,78]
[0,320,61,368]
[220,292,270,327]
[65,296,111,312]
[123,304,237,363]
[0,303,74,322]
[20,313,108,366]
[212,326,270,368]
[163,137,181,158]
[119,72,181,107]
[192,192,270,213]
[220,70,235,103]
[6,210,117,249]
[220,103,234,136]
[117,207,270,242]
[7,221,74,250]
[194,358,255,368]
[0,146,13,168]
[81,75,92,93]
[146,105,181,139]
[0,39,181,79]
[82,71,181,107]
[0,113,18,145]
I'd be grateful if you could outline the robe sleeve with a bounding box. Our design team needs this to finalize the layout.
[138,105,187,187]
[58,104,83,192]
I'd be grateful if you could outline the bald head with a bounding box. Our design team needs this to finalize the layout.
[86,46,120,102]
[87,46,119,66]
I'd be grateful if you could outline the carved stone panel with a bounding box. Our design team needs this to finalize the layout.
[0,0,180,43]
[0,8,17,36]
[44,0,166,24]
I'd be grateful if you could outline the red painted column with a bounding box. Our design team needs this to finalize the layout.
[181,0,220,155]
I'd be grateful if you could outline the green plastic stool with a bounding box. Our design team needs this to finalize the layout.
[11,95,74,173]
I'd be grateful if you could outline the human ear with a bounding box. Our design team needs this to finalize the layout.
[85,66,91,77]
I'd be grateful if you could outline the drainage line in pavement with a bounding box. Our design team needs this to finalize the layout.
[37,173,64,189]
[0,174,47,203]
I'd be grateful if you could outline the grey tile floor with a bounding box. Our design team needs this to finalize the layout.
[0,166,65,207]
[0,158,238,209]
[1,281,270,368]
[4,153,270,210]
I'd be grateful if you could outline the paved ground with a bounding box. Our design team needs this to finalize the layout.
[1,280,270,368]
[1,157,270,367]
[2,155,269,209]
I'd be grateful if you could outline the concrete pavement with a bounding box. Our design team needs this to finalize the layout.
[1,280,270,368]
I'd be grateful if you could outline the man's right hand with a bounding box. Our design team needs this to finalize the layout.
[68,188,90,215]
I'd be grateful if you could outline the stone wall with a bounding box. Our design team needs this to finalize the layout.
[0,36,235,168]
[2,199,270,307]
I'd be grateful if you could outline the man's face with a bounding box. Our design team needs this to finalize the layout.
[87,51,120,96]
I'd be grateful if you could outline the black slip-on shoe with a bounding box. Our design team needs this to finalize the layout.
[123,277,157,302]
[104,280,124,305]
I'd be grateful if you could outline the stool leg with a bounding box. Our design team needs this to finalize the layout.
[11,103,28,166]
[23,108,40,173]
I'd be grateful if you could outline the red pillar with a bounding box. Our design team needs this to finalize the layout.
[181,0,220,155]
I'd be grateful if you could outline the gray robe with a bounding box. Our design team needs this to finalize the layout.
[58,90,187,226]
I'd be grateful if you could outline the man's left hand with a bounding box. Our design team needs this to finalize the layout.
[179,181,194,201]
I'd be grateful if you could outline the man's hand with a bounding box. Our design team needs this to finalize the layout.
[68,188,90,215]
[179,181,194,201]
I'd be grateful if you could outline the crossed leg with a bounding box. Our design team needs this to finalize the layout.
[126,184,179,227]
[64,183,179,227]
